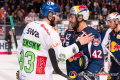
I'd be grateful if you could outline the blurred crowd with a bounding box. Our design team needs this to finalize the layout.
[0,0,120,25]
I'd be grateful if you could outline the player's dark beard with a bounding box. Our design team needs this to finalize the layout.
[72,22,78,30]
[50,17,55,27]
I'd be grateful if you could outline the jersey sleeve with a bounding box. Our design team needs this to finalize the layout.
[17,33,24,62]
[87,32,104,73]
[102,28,112,54]
[46,31,81,62]
[88,32,104,59]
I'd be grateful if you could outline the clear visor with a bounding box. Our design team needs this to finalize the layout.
[48,12,62,20]
[67,14,83,20]
[67,14,75,20]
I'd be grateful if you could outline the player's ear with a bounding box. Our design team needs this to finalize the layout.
[116,19,119,24]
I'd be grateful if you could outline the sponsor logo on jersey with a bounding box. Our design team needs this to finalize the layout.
[65,41,69,46]
[36,56,47,74]
[50,42,60,48]
[72,47,76,54]
[93,39,100,46]
[76,36,80,42]
[58,53,66,62]
[40,24,50,35]
[69,71,77,79]
[68,53,82,62]
[107,75,111,79]
[110,41,120,52]
[66,34,71,40]
[23,38,41,51]
[116,34,120,39]
[26,28,39,38]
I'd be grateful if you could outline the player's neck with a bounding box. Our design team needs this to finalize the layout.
[41,18,50,25]
[115,24,120,32]
[77,22,87,32]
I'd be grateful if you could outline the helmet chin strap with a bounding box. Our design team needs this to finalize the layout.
[113,19,118,29]
[47,16,55,26]
[75,18,84,31]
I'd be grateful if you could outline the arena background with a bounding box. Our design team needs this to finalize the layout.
[0,19,109,54]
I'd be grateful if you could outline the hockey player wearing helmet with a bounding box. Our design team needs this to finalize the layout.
[63,5,104,80]
[106,12,120,80]
[16,2,94,80]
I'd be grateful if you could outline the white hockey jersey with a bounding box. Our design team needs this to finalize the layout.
[17,21,80,80]
[102,28,112,54]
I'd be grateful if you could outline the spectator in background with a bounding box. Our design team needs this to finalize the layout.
[90,0,94,10]
[29,9,35,17]
[16,5,21,12]
[60,0,64,12]
[5,29,14,55]
[93,11,98,19]
[116,0,119,6]
[25,14,33,24]
[21,9,28,18]
[87,0,91,10]
[106,0,110,9]
[111,0,115,6]
[65,3,70,14]
[12,12,18,23]
[0,7,7,22]
[14,9,17,17]
[28,0,36,12]
[110,5,115,13]
[10,0,17,9]
[6,7,11,18]
[98,13,102,20]
[118,4,120,13]
[115,5,118,12]
[76,1,80,5]
[20,1,26,10]
[10,5,15,13]
[18,12,24,23]
[93,0,99,8]
[102,5,107,17]
[36,0,42,13]
[102,15,107,23]
[118,4,120,10]
[70,0,75,7]
[96,5,102,13]
[63,12,67,19]
[33,13,39,21]
[89,10,92,19]
[56,0,60,5]
[15,5,22,17]
[92,6,97,15]
[99,18,105,25]
[4,3,9,10]
[52,0,55,2]
[0,0,4,8]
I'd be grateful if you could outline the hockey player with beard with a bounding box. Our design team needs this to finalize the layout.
[63,5,104,80]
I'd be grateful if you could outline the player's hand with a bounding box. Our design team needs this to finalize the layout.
[79,33,94,45]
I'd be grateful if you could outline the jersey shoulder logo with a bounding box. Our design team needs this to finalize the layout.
[26,28,39,38]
